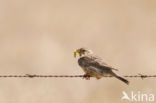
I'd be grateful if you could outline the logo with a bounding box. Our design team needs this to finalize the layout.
[121,91,155,102]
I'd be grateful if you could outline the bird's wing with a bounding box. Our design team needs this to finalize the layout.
[78,56,105,75]
[78,56,101,68]
[88,55,118,71]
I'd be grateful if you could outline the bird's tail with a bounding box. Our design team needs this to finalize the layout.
[115,75,129,85]
[111,71,129,85]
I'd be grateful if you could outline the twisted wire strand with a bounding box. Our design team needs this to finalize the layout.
[0,74,155,79]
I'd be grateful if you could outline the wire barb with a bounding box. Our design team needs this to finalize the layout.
[0,74,155,79]
[138,74,148,79]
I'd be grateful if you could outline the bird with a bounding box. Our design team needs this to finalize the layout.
[74,48,129,85]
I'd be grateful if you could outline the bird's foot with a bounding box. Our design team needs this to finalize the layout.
[83,74,90,80]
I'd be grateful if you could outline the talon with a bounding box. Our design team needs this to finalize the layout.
[83,74,90,80]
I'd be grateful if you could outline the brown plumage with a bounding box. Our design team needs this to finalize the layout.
[74,48,129,85]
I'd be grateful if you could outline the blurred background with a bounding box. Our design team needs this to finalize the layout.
[0,0,156,103]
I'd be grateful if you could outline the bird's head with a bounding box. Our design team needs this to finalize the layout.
[74,48,93,58]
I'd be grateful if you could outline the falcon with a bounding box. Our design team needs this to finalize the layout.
[74,48,129,85]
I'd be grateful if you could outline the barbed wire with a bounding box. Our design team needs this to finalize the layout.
[0,74,155,79]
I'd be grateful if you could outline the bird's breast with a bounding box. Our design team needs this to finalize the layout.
[78,58,89,68]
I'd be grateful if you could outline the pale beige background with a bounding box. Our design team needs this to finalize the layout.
[0,0,156,103]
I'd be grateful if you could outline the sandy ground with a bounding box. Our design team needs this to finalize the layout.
[0,0,156,103]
